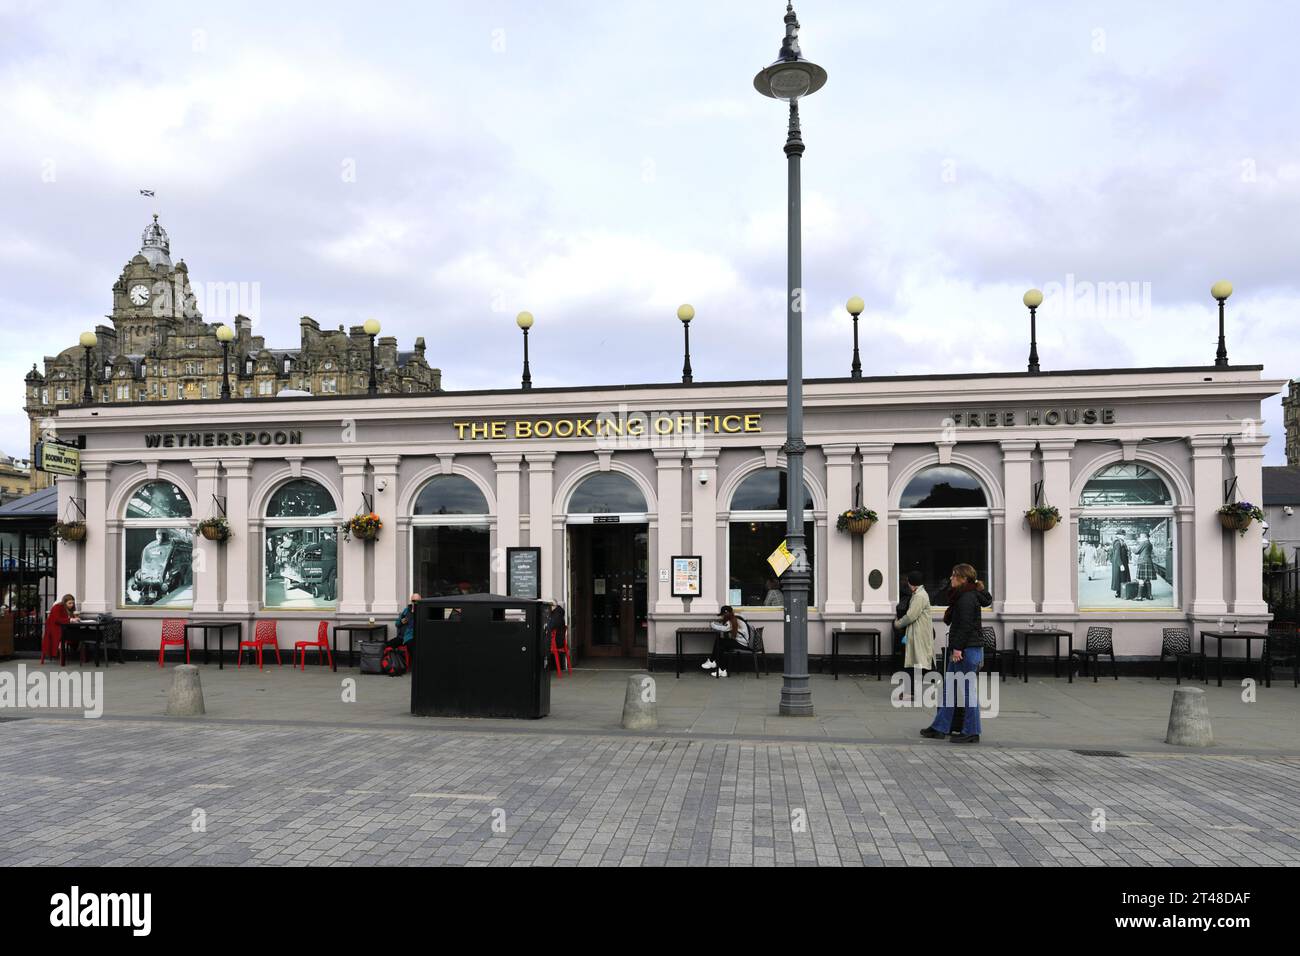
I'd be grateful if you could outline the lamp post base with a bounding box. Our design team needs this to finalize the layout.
[778,690,815,717]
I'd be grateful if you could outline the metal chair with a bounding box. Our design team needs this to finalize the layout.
[1265,625,1299,688]
[1069,626,1118,682]
[1157,626,1203,684]
[980,625,1017,682]
[724,625,768,677]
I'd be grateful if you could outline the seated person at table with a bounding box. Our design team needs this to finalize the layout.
[386,593,420,655]
[41,594,80,661]
[544,601,567,648]
[702,605,751,679]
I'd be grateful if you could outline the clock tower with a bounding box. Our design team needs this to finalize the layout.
[109,214,201,353]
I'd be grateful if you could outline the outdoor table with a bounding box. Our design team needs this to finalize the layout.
[830,628,884,680]
[1199,630,1268,687]
[60,620,124,667]
[674,627,716,678]
[1011,628,1074,683]
[186,621,242,670]
[333,623,387,671]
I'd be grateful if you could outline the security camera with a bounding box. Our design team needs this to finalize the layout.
[698,470,710,485]
[1286,506,1295,517]
[376,478,389,493]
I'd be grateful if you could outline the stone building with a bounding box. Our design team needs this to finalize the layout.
[0,456,32,504]
[1284,378,1299,466]
[23,216,441,489]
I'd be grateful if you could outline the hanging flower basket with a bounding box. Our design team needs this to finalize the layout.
[198,517,232,542]
[52,520,86,543]
[836,507,878,535]
[341,512,382,542]
[1025,506,1061,532]
[1218,502,1263,536]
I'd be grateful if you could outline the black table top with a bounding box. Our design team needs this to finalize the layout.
[184,620,240,628]
[1012,628,1072,636]
[333,623,386,632]
[1200,630,1268,639]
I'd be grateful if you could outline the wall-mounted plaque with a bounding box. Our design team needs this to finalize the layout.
[506,547,541,601]
[671,555,702,598]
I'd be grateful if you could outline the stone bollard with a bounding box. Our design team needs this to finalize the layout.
[1165,685,1213,747]
[621,673,657,731]
[165,664,206,717]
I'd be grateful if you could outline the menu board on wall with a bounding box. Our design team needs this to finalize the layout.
[671,555,702,598]
[506,547,541,600]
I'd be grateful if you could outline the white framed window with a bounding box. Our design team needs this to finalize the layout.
[258,380,273,396]
[264,479,339,609]
[161,384,169,398]
[410,476,492,597]
[725,468,815,608]
[185,362,195,375]
[116,383,130,400]
[321,377,337,394]
[898,465,991,605]
[242,385,252,398]
[122,481,194,609]
[41,389,48,404]
[1078,463,1177,609]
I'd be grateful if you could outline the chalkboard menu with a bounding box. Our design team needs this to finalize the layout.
[507,547,541,600]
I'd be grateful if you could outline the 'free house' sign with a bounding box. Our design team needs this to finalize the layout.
[951,408,1116,427]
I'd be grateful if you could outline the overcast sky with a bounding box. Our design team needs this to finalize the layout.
[1,0,1296,464]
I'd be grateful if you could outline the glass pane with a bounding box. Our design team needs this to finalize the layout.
[413,475,489,516]
[412,525,491,597]
[1078,517,1175,608]
[898,519,990,603]
[264,527,338,608]
[731,469,813,511]
[266,479,337,519]
[568,472,646,514]
[125,481,192,519]
[123,528,193,607]
[1079,464,1172,506]
[900,467,987,509]
[727,520,815,607]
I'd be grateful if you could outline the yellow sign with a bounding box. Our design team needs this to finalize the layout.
[767,540,794,578]
[36,441,80,477]
[453,412,763,440]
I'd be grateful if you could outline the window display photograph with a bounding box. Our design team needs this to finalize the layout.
[264,527,339,608]
[1077,517,1175,609]
[123,527,194,607]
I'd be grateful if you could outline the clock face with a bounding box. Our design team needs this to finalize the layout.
[129,284,150,306]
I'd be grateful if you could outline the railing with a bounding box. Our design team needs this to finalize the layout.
[1264,565,1299,625]
[0,538,57,651]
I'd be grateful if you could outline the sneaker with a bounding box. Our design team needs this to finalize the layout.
[717,669,728,678]
[701,659,717,670]
[949,733,980,744]
[919,727,945,739]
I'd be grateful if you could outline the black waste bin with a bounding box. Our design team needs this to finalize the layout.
[410,594,551,719]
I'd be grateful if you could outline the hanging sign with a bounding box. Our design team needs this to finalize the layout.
[35,440,80,477]
[767,540,794,578]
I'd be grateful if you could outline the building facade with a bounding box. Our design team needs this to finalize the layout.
[50,364,1284,664]
[0,456,33,504]
[1284,378,1299,466]
[23,217,441,490]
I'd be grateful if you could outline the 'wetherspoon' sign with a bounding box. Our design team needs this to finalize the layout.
[454,413,763,440]
[145,430,303,448]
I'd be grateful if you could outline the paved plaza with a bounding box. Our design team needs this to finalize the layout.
[1,661,1299,866]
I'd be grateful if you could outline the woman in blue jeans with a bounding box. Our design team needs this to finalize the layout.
[921,564,992,743]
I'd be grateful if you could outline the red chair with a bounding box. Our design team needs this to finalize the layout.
[294,621,334,670]
[238,620,282,669]
[550,625,572,677]
[158,618,189,667]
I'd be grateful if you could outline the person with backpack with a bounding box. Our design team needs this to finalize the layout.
[920,564,991,743]
[702,605,751,679]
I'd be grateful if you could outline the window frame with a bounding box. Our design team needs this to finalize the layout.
[408,475,493,599]
[262,478,340,611]
[896,465,992,606]
[120,481,194,610]
[1077,464,1179,611]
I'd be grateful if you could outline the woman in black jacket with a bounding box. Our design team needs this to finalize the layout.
[920,563,992,743]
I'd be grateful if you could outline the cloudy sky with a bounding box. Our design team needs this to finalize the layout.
[1,0,1297,463]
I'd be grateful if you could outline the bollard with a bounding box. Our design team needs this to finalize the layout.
[621,673,657,730]
[1165,685,1213,747]
[165,664,206,717]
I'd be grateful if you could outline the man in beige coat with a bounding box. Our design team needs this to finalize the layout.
[894,570,933,701]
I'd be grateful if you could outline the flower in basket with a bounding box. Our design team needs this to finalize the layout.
[835,506,879,532]
[1218,501,1264,536]
[197,516,232,541]
[51,520,87,542]
[1024,505,1061,523]
[342,512,383,541]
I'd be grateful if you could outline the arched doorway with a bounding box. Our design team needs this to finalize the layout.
[565,472,649,661]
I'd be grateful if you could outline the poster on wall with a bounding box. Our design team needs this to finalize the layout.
[506,547,541,600]
[264,527,339,608]
[1077,516,1175,608]
[671,555,702,598]
[123,528,194,607]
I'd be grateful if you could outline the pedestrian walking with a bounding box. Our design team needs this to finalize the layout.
[894,570,932,701]
[920,565,992,743]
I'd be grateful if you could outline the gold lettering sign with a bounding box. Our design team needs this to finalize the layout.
[453,413,764,440]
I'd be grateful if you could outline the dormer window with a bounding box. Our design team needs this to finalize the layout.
[284,357,293,373]
[245,359,254,374]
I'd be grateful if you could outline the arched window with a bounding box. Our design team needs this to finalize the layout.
[727,468,815,608]
[567,473,647,515]
[264,479,338,609]
[898,465,991,603]
[1078,463,1176,608]
[411,475,491,598]
[123,481,193,608]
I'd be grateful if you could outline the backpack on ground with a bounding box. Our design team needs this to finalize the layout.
[382,645,408,677]
[358,640,386,675]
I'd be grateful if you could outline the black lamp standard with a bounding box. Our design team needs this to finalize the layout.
[1212,280,1232,368]
[517,311,534,389]
[364,318,381,395]
[79,331,97,403]
[216,324,234,399]
[846,295,864,379]
[678,304,695,383]
[1023,288,1043,374]
[754,2,826,717]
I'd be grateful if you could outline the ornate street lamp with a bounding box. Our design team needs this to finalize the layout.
[846,295,864,379]
[516,311,534,389]
[364,318,381,395]
[678,304,695,383]
[754,2,826,717]
[216,324,235,399]
[1212,280,1233,368]
[79,331,97,403]
[1023,288,1044,374]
